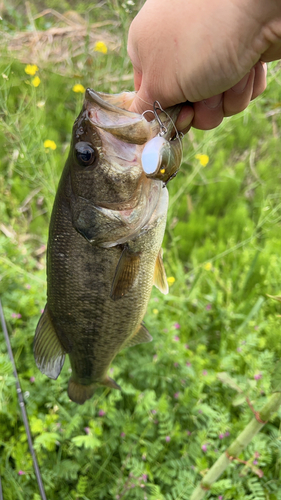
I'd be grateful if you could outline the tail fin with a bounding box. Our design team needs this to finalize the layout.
[68,379,96,405]
[68,375,122,404]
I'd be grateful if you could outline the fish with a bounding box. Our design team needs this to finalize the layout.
[34,88,183,404]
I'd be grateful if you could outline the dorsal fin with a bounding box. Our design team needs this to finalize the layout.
[153,249,169,294]
[33,305,66,380]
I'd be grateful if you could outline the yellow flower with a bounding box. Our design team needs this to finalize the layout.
[94,41,108,54]
[32,76,41,88]
[72,84,85,93]
[25,64,38,76]
[153,309,159,315]
[167,276,175,285]
[195,154,209,167]
[44,140,57,150]
[203,262,212,271]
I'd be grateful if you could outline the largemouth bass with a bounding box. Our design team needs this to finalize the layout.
[34,89,182,404]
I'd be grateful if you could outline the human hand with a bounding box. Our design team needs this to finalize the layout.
[127,0,281,132]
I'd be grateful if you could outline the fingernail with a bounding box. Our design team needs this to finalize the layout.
[176,106,194,132]
[231,72,250,94]
[203,94,222,109]
[177,114,193,132]
[259,61,267,77]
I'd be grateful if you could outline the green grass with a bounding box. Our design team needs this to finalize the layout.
[1,2,281,499]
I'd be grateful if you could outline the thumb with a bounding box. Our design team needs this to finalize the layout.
[129,86,154,115]
[133,66,142,92]
[128,68,153,115]
[128,51,153,114]
[129,72,157,116]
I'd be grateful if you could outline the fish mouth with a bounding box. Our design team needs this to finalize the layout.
[84,88,183,144]
[86,88,136,113]
[85,88,153,145]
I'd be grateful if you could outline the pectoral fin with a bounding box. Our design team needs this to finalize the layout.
[34,306,66,380]
[125,323,152,348]
[153,249,169,294]
[110,245,141,300]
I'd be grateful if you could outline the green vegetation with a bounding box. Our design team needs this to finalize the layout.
[1,1,281,499]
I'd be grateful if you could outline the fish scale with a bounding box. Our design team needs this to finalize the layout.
[34,88,182,404]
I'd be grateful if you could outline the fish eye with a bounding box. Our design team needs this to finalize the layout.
[75,142,97,167]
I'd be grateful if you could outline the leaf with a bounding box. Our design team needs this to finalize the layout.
[77,475,88,496]
[72,434,101,449]
[64,413,83,439]
[30,416,45,434]
[217,372,243,393]
[232,393,247,407]
[271,360,281,392]
[210,478,233,494]
[34,432,61,451]
[267,294,281,303]
[57,460,80,481]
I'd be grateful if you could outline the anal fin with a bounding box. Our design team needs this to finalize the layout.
[125,323,152,348]
[110,245,141,300]
[102,376,121,391]
[153,249,169,294]
[33,305,66,380]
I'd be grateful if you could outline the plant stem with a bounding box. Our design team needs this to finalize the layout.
[190,392,281,500]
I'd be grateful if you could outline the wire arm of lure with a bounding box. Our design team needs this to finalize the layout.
[153,101,168,136]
